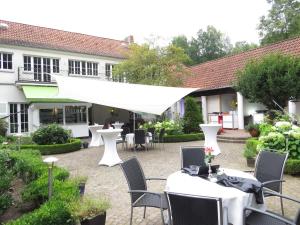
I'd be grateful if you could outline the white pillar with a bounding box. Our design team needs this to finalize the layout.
[288,100,296,115]
[201,96,208,124]
[237,92,244,129]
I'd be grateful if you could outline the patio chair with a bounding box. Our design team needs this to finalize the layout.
[153,128,165,149]
[120,157,168,225]
[120,127,130,150]
[250,150,289,215]
[180,146,206,169]
[147,127,155,148]
[165,192,225,225]
[244,192,300,225]
[134,129,148,150]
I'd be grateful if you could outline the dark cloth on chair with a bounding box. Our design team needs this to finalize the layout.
[217,174,264,204]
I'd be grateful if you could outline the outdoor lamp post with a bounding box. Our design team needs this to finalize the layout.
[43,157,58,199]
[15,133,23,151]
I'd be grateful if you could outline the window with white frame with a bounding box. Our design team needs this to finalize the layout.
[0,52,13,70]
[9,103,29,133]
[39,108,63,124]
[65,106,87,124]
[69,60,98,76]
[23,56,60,74]
[105,63,114,78]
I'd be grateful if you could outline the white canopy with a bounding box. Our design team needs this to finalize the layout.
[54,75,198,115]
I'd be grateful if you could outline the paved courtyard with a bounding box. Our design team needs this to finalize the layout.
[54,141,300,225]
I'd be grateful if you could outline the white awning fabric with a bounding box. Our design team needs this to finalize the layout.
[54,75,198,115]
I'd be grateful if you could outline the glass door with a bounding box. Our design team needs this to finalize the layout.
[33,57,51,82]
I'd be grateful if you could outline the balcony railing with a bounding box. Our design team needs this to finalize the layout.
[17,67,127,84]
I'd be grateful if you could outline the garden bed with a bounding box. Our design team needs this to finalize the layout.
[20,138,82,155]
[163,133,204,143]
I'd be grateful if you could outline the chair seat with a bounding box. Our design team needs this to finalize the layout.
[133,193,168,209]
[246,211,293,225]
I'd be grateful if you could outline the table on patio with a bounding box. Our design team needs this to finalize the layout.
[97,129,123,166]
[88,124,104,147]
[165,168,265,225]
[112,122,124,129]
[200,123,221,155]
[125,132,152,149]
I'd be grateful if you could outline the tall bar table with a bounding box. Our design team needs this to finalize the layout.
[199,124,221,155]
[88,125,104,147]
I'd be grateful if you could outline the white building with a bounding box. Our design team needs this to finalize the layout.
[184,37,300,129]
[0,20,133,137]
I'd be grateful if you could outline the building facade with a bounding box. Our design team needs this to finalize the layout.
[0,20,132,137]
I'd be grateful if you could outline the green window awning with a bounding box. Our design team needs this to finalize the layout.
[22,85,78,103]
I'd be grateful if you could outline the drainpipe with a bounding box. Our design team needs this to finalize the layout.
[237,92,244,129]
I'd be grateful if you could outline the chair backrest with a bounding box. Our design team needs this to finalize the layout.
[166,192,223,225]
[159,128,165,140]
[134,129,146,144]
[147,127,155,136]
[181,146,206,168]
[120,157,147,204]
[254,150,288,192]
[121,127,130,140]
[295,209,300,225]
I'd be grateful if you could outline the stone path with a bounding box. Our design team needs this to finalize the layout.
[54,141,300,225]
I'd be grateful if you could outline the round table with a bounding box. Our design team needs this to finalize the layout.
[165,169,265,225]
[97,129,123,166]
[88,125,104,147]
[199,124,221,155]
[112,123,124,129]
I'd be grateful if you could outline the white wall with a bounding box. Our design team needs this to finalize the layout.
[207,95,220,113]
[220,93,236,112]
[243,98,266,116]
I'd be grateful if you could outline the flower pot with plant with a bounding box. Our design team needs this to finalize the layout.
[72,196,110,225]
[243,138,259,167]
[245,123,260,137]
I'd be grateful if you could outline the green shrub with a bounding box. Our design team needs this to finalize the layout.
[259,123,274,136]
[32,124,70,145]
[6,199,75,225]
[0,135,5,144]
[259,132,286,152]
[0,193,13,215]
[0,119,8,136]
[164,133,204,143]
[21,138,82,155]
[285,159,300,175]
[243,138,260,158]
[183,97,203,134]
[287,131,300,160]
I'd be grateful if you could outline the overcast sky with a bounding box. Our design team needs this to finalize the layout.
[1,0,270,46]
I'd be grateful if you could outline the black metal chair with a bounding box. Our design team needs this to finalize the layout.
[166,192,225,225]
[154,128,165,149]
[180,146,206,169]
[147,127,155,148]
[120,127,130,150]
[244,192,300,225]
[134,129,148,150]
[120,157,168,225]
[252,150,289,215]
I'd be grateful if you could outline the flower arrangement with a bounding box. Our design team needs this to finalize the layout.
[204,147,214,164]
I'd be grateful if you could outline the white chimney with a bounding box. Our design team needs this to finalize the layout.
[0,23,9,30]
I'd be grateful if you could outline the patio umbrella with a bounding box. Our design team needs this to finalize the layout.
[53,75,198,115]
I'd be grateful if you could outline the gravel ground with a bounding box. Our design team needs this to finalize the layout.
[54,141,300,225]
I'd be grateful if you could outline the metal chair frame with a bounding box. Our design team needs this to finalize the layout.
[180,146,206,169]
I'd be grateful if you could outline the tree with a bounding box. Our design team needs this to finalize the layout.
[231,41,258,54]
[171,26,232,65]
[113,43,191,86]
[183,97,203,133]
[258,0,300,45]
[234,53,300,109]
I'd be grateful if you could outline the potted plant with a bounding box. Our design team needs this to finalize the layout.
[74,176,88,196]
[72,196,110,225]
[245,123,260,137]
[82,141,89,149]
[243,138,259,167]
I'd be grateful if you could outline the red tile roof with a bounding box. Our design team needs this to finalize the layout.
[0,20,130,59]
[185,37,300,90]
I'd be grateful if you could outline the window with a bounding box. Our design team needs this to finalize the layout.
[52,59,60,73]
[87,62,92,75]
[68,60,98,76]
[105,63,114,78]
[9,103,29,133]
[65,106,87,124]
[24,56,31,71]
[40,108,63,124]
[0,53,13,70]
[92,63,98,76]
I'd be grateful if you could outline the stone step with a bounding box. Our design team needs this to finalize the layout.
[217,135,249,140]
[217,137,247,144]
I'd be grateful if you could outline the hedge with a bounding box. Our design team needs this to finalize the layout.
[20,139,81,155]
[285,159,300,175]
[163,133,204,143]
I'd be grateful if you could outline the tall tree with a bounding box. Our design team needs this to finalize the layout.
[235,53,300,109]
[258,0,300,45]
[171,26,232,65]
[231,41,258,54]
[113,43,191,86]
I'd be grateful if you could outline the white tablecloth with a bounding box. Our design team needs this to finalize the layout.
[88,125,104,147]
[165,169,265,225]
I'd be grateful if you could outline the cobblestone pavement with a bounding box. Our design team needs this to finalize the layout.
[54,141,300,225]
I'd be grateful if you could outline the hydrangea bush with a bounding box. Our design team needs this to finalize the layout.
[141,119,183,135]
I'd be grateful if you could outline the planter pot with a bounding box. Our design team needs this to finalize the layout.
[249,129,259,137]
[82,142,89,149]
[246,157,255,167]
[79,183,86,196]
[81,213,106,225]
